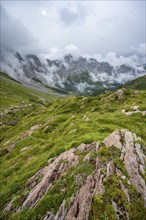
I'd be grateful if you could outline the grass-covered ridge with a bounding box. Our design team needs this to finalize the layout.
[123,74,146,90]
[0,73,146,219]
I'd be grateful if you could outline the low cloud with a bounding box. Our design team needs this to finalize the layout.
[83,44,145,67]
[94,53,141,67]
[41,43,145,68]
[131,43,146,56]
[39,44,80,60]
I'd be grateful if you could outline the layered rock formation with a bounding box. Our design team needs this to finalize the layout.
[4,130,146,219]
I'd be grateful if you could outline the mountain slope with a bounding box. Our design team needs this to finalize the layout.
[123,74,146,90]
[0,72,68,111]
[0,75,146,219]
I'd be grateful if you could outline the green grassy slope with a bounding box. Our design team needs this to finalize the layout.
[123,74,146,90]
[0,73,146,219]
[0,72,63,110]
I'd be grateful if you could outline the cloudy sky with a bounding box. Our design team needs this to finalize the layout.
[0,0,146,58]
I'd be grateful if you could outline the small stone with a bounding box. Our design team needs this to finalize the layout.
[121,109,125,113]
[77,143,87,151]
[133,106,139,111]
[112,200,118,213]
[20,146,30,152]
[120,153,124,161]
[31,124,41,131]
[121,175,126,180]
[83,153,90,161]
[96,142,99,151]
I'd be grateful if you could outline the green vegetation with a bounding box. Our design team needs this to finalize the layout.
[123,74,146,90]
[90,172,146,220]
[89,195,116,220]
[0,72,62,110]
[0,72,146,219]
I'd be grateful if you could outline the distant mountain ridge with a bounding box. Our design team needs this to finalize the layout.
[0,48,145,95]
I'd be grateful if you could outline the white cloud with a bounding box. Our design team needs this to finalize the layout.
[38,42,145,70]
[39,44,80,60]
[131,43,146,56]
[1,1,145,55]
[101,53,139,67]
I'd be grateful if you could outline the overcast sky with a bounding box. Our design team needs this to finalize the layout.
[0,0,146,58]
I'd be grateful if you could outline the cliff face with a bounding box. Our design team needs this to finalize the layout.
[3,130,146,220]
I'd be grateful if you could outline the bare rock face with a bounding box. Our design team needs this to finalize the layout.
[20,148,80,209]
[104,130,123,150]
[65,174,95,220]
[64,158,104,220]
[103,129,146,207]
[4,130,146,219]
[51,157,107,220]
[18,142,97,211]
[44,156,115,220]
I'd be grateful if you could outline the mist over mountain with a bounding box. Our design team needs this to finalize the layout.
[1,0,145,95]
[0,47,145,95]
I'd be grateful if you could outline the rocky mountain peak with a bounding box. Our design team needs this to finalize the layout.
[64,54,74,63]
[0,48,145,95]
[26,54,42,67]
[14,52,24,63]
[116,64,134,74]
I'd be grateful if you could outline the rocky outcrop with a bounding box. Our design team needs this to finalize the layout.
[104,129,146,207]
[15,143,97,211]
[44,130,145,219]
[0,104,32,117]
[45,157,111,220]
[64,158,104,220]
[19,148,79,210]
[125,110,146,116]
[121,105,146,116]
[4,130,146,219]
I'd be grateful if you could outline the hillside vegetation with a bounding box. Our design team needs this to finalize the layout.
[0,73,146,220]
[0,72,64,110]
[123,74,146,90]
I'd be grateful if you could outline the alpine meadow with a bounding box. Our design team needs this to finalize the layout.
[0,1,146,220]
